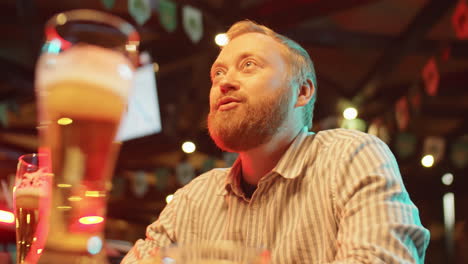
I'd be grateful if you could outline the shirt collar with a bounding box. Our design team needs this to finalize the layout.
[273,126,313,179]
[219,127,313,195]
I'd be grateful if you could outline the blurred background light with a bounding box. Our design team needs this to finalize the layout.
[215,33,228,46]
[442,173,454,186]
[343,107,358,120]
[166,194,174,204]
[421,154,434,167]
[182,141,196,154]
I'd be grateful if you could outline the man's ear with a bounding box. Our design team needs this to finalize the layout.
[295,79,314,107]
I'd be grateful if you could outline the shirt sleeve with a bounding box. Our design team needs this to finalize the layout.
[331,134,430,263]
[120,188,182,264]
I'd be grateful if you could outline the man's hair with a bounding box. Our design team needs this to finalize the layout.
[225,20,317,130]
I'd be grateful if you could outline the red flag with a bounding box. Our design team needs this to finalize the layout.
[452,0,468,39]
[395,96,409,131]
[422,57,439,96]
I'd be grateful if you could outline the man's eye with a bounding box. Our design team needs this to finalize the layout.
[243,61,255,68]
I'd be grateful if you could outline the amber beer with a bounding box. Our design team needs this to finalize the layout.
[35,45,133,260]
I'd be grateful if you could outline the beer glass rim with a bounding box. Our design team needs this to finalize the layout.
[43,9,140,66]
[18,153,44,168]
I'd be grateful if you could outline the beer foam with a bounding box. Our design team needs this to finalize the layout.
[16,169,51,197]
[36,45,134,101]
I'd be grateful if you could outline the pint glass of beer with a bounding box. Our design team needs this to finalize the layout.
[13,153,52,264]
[34,10,139,263]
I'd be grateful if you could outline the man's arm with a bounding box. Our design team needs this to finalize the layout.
[331,134,430,263]
[121,189,182,264]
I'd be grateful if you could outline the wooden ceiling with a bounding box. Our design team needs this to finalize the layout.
[0,0,467,203]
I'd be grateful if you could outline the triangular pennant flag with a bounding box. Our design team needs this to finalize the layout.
[155,168,170,191]
[394,132,417,159]
[176,161,195,185]
[182,5,203,43]
[223,152,238,167]
[129,0,152,25]
[450,135,468,169]
[101,0,116,10]
[422,57,439,96]
[452,0,468,39]
[423,136,446,163]
[408,84,422,115]
[132,170,149,198]
[0,103,8,127]
[150,0,160,11]
[395,96,409,131]
[159,0,177,32]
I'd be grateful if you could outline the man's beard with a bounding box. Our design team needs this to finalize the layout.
[207,87,292,152]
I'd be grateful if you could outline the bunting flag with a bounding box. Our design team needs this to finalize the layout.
[201,157,216,173]
[423,136,446,163]
[176,161,195,185]
[159,0,177,32]
[422,57,439,96]
[0,103,8,127]
[395,96,409,131]
[450,135,468,169]
[452,0,468,39]
[394,132,417,159]
[129,0,152,25]
[182,5,203,43]
[408,84,422,115]
[101,0,116,10]
[223,152,238,167]
[111,176,126,198]
[155,168,170,190]
[368,118,390,144]
[132,171,149,198]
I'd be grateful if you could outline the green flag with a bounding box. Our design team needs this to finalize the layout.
[159,0,177,32]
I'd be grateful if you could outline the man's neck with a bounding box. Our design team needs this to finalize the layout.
[239,127,302,185]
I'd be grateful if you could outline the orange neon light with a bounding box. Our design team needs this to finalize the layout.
[79,216,104,225]
[0,210,14,224]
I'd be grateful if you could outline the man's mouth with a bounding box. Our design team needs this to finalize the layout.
[216,97,241,111]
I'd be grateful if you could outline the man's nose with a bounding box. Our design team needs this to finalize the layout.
[219,72,240,93]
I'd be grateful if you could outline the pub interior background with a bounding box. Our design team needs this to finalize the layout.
[0,0,467,263]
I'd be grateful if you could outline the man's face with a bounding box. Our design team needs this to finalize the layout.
[207,33,293,152]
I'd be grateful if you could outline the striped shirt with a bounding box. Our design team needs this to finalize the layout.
[122,128,430,263]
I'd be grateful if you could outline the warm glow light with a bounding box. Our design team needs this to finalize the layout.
[37,249,43,254]
[343,107,358,120]
[85,191,105,197]
[57,206,72,210]
[56,13,67,25]
[153,62,159,72]
[79,216,104,225]
[57,183,72,188]
[0,210,14,224]
[443,192,455,234]
[125,44,137,52]
[57,117,73,125]
[442,173,454,186]
[215,33,229,46]
[421,154,434,167]
[68,196,83,202]
[166,194,174,204]
[182,141,196,154]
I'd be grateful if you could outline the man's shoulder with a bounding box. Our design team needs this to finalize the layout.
[316,128,381,146]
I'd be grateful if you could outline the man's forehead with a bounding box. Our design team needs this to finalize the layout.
[213,33,285,64]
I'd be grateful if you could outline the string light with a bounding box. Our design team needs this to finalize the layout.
[343,107,358,120]
[421,154,434,167]
[182,141,196,154]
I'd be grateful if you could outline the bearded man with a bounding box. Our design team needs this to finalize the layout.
[122,20,430,264]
